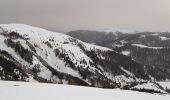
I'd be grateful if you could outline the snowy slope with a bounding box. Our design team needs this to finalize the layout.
[131,82,167,94]
[158,82,170,89]
[0,24,116,88]
[0,81,169,100]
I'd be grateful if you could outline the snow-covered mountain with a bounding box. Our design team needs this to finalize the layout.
[0,24,117,88]
[68,30,170,81]
[67,30,128,45]
[0,24,169,90]
[104,32,170,81]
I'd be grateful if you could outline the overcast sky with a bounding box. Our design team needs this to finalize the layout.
[0,0,170,33]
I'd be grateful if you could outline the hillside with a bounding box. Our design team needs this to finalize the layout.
[67,30,128,45]
[0,24,169,90]
[107,32,170,81]
[67,30,170,81]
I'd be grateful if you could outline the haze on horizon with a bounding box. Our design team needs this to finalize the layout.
[0,0,170,33]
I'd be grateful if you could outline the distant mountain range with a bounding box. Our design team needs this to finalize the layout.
[67,30,170,82]
[67,30,129,45]
[0,25,169,93]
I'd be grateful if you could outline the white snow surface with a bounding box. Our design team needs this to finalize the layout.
[131,83,167,94]
[121,51,130,56]
[132,44,164,49]
[120,67,134,77]
[99,28,137,34]
[158,82,170,89]
[0,81,169,100]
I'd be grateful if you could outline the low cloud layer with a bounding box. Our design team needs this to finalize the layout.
[0,0,170,33]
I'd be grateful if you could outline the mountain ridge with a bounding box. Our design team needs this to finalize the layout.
[0,24,169,90]
[67,30,170,82]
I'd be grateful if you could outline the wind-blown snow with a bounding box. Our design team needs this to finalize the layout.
[0,81,169,100]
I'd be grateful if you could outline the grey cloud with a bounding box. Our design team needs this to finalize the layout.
[0,0,170,33]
